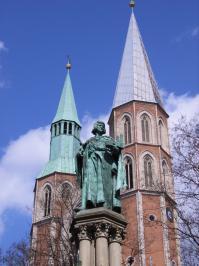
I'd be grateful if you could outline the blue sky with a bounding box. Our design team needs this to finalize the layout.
[0,0,198,250]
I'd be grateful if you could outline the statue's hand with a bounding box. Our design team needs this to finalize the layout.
[106,142,120,155]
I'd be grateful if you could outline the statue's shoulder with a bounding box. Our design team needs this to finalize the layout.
[84,137,96,145]
[102,135,115,142]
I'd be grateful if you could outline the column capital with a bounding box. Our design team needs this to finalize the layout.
[78,225,92,241]
[95,222,110,239]
[109,226,126,244]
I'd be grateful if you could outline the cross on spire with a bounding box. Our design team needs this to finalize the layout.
[129,0,135,8]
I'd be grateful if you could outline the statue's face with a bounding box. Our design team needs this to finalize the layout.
[96,123,105,132]
[93,122,106,135]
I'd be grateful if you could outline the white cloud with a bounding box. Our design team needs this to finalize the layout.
[80,112,110,142]
[0,126,50,235]
[0,40,7,52]
[0,81,5,89]
[192,26,199,37]
[0,40,7,89]
[174,26,199,43]
[163,91,199,125]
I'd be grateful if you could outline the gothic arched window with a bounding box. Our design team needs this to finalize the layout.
[123,116,132,145]
[141,114,150,142]
[125,156,134,189]
[144,155,153,188]
[63,122,67,135]
[44,185,52,217]
[162,160,168,176]
[61,183,71,199]
[162,160,169,188]
[159,120,164,145]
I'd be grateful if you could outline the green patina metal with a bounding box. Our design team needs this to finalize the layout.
[38,70,81,178]
[76,121,126,212]
[52,71,80,125]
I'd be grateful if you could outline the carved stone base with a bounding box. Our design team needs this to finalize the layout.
[74,207,127,266]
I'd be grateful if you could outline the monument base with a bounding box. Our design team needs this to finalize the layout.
[74,207,127,266]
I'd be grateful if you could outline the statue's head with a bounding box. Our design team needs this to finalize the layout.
[92,121,106,136]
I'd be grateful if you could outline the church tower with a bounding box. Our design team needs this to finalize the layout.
[31,61,81,265]
[108,3,181,266]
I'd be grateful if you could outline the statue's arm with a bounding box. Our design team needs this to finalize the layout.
[104,137,121,154]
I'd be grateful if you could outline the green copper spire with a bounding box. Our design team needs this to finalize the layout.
[38,61,81,178]
[52,60,80,126]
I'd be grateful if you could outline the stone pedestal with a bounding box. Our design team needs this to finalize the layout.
[74,207,127,266]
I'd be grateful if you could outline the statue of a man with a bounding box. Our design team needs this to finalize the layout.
[76,121,125,212]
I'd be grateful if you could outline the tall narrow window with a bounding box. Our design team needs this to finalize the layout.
[162,160,168,188]
[68,122,72,135]
[44,185,51,217]
[63,122,67,134]
[54,124,57,136]
[74,125,77,137]
[162,161,168,176]
[58,122,61,135]
[76,126,79,138]
[125,156,134,189]
[123,116,132,145]
[61,183,72,202]
[159,120,163,145]
[141,114,150,142]
[144,155,153,187]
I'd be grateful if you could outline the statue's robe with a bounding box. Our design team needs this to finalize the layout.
[77,135,125,210]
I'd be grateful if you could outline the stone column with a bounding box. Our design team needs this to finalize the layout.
[90,240,95,266]
[109,227,124,266]
[78,225,91,266]
[95,223,110,266]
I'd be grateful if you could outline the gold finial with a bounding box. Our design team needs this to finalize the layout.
[129,0,135,8]
[66,56,72,70]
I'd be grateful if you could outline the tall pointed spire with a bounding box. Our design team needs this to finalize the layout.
[52,58,80,126]
[38,60,81,178]
[113,5,163,108]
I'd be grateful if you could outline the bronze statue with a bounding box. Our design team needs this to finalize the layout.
[76,121,125,212]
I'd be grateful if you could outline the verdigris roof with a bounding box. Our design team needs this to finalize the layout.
[37,68,81,178]
[52,71,80,125]
[113,11,163,108]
